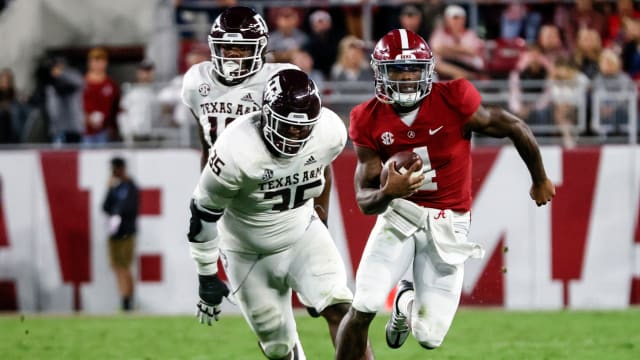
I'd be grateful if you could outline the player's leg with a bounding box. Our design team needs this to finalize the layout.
[223,250,303,359]
[410,211,470,349]
[385,278,414,348]
[287,219,353,345]
[335,217,415,360]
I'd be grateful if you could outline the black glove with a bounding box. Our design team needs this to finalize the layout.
[196,274,230,325]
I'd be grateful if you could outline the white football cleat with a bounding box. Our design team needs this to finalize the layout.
[385,280,414,349]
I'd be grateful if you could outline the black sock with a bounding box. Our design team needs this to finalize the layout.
[122,296,132,311]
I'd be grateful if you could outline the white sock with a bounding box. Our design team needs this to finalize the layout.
[397,289,415,316]
[294,337,307,360]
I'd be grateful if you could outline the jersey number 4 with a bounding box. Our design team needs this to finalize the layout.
[265,180,323,211]
[413,146,437,191]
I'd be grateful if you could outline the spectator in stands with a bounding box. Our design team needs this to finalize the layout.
[554,0,606,51]
[509,45,553,125]
[398,4,429,41]
[515,24,568,74]
[605,0,640,49]
[547,58,590,148]
[621,18,640,79]
[44,57,85,145]
[420,0,447,42]
[429,5,485,80]
[593,49,635,134]
[573,28,603,79]
[290,50,324,93]
[118,59,159,145]
[305,9,341,79]
[267,7,309,63]
[330,35,373,82]
[83,47,121,145]
[102,156,139,312]
[0,68,28,144]
[174,0,238,39]
[500,2,542,44]
[158,44,209,130]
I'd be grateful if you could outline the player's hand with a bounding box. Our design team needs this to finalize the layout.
[530,178,555,206]
[383,161,425,198]
[196,274,230,325]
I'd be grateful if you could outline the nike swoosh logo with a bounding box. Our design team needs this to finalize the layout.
[429,126,444,135]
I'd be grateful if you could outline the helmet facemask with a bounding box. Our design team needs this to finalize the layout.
[262,105,319,157]
[372,59,435,107]
[209,35,267,83]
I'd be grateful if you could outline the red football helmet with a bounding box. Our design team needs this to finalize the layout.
[208,7,269,83]
[370,29,435,107]
[262,69,321,157]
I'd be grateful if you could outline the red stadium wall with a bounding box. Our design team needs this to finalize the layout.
[0,147,639,313]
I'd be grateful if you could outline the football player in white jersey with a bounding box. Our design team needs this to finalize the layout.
[181,6,298,170]
[187,69,372,359]
[181,6,346,334]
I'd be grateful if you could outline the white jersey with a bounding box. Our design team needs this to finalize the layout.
[181,61,298,147]
[193,107,347,254]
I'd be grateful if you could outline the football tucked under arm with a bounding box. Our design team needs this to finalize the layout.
[379,150,424,187]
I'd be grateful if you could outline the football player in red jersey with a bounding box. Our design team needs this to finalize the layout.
[334,29,555,359]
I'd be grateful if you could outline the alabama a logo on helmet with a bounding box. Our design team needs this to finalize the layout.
[381,131,394,145]
[198,83,210,96]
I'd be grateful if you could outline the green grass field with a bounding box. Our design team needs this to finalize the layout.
[1,309,639,359]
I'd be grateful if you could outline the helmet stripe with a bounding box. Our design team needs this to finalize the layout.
[399,29,410,54]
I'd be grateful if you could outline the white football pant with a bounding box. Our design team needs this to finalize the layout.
[352,210,472,348]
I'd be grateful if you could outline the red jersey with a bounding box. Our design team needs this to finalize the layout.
[83,76,120,135]
[349,78,481,211]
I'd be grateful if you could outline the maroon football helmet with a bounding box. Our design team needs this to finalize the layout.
[262,69,321,157]
[208,7,268,82]
[371,29,435,107]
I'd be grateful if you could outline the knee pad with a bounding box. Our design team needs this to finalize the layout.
[250,305,284,335]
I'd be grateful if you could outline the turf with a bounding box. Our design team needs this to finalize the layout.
[1,309,639,359]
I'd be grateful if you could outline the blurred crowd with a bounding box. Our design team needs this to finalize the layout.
[2,0,640,148]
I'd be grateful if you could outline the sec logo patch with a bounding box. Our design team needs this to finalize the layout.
[198,83,210,96]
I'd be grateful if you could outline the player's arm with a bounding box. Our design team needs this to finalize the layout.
[189,108,211,171]
[354,145,424,215]
[313,165,332,226]
[464,106,555,206]
[188,156,238,325]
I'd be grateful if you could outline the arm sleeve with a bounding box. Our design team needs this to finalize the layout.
[180,66,198,110]
[189,143,240,275]
[323,108,347,162]
[102,190,114,214]
[193,142,241,211]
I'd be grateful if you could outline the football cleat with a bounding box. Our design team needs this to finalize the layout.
[385,280,414,349]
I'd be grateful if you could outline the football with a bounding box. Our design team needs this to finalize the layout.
[380,150,423,186]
